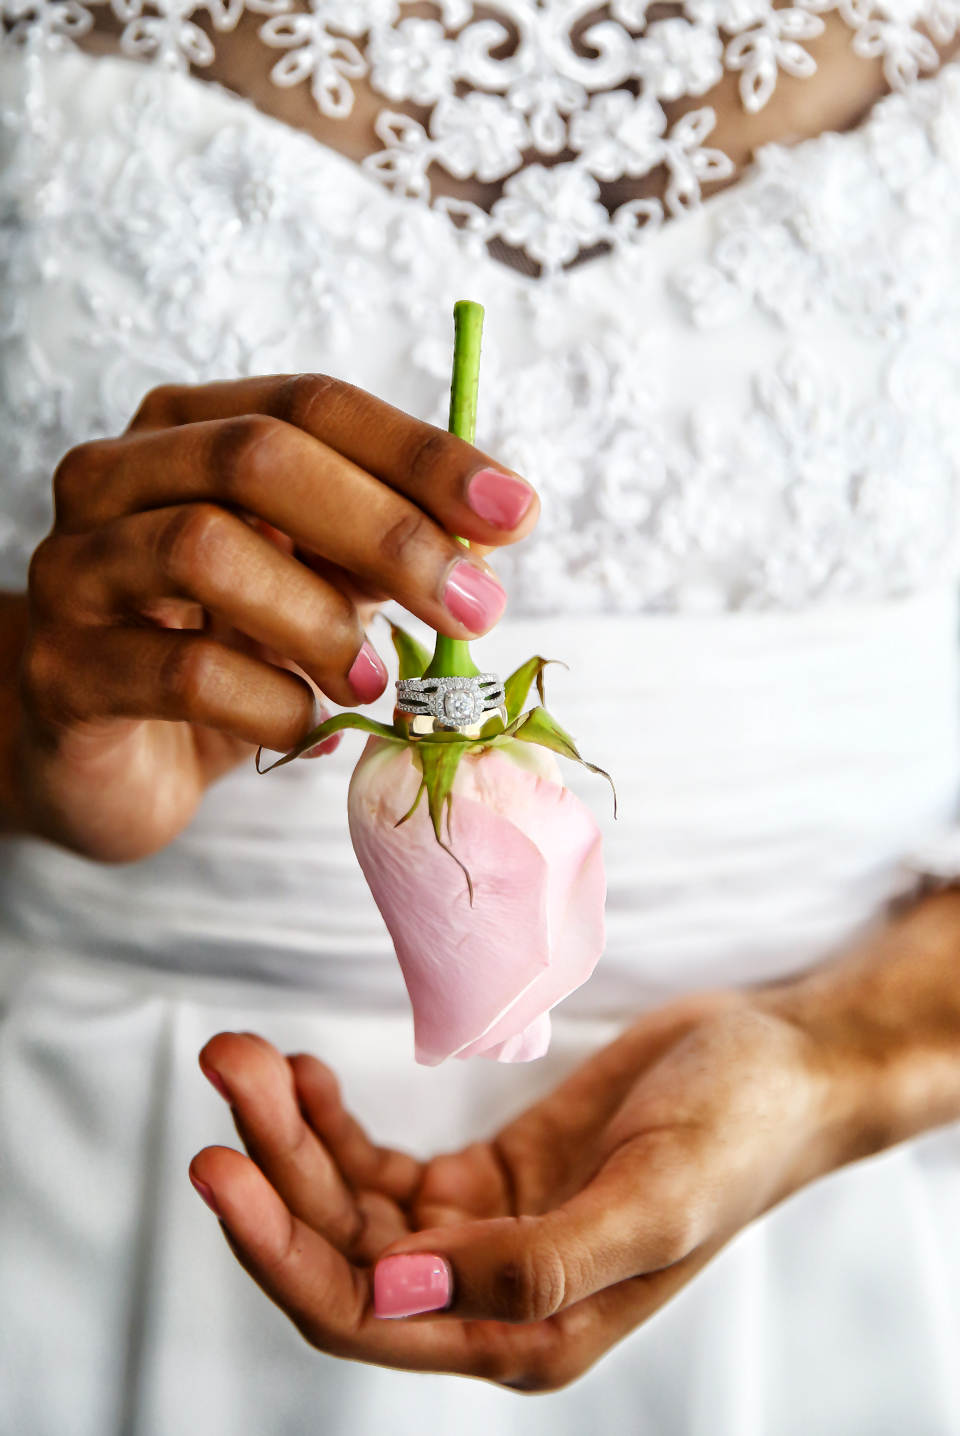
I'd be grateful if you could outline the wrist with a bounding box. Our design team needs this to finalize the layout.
[757,891,960,1172]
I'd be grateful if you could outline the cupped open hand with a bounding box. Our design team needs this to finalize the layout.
[189,990,849,1391]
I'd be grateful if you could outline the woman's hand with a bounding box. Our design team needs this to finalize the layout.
[189,998,829,1389]
[4,375,536,859]
[189,892,960,1391]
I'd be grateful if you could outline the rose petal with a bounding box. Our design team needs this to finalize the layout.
[349,740,551,1064]
[348,737,606,1066]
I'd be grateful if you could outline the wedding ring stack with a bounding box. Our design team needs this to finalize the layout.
[396,674,507,736]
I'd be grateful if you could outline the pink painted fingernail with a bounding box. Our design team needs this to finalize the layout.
[374,1253,452,1319]
[201,1066,231,1103]
[302,706,342,759]
[190,1173,223,1219]
[443,561,506,633]
[467,469,533,529]
[348,641,388,704]
[303,732,342,758]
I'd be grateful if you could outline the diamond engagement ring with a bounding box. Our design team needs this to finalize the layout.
[396,674,507,733]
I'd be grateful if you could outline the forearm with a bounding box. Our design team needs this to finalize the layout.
[760,889,960,1168]
[0,591,30,833]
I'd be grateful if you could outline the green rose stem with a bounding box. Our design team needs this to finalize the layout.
[258,295,614,851]
[422,299,484,682]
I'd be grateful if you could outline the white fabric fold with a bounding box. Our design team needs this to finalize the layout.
[3,589,956,1018]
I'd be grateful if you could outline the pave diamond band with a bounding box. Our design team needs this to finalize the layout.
[396,674,507,731]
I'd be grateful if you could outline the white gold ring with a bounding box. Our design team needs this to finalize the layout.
[396,674,506,730]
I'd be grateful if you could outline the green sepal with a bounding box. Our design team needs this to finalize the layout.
[256,711,402,774]
[502,655,564,724]
[389,621,431,681]
[513,705,618,816]
[414,739,475,903]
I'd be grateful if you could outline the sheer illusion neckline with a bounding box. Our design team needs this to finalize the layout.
[4,0,958,280]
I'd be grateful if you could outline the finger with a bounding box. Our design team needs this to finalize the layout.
[189,1148,701,1389]
[377,1128,727,1324]
[353,1190,412,1263]
[289,1053,422,1205]
[189,1146,481,1372]
[199,1034,365,1252]
[189,1145,369,1357]
[413,1144,514,1230]
[24,625,316,752]
[53,421,507,640]
[40,506,379,707]
[481,1245,723,1393]
[129,374,539,548]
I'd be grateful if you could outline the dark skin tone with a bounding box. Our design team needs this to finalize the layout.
[190,892,960,1389]
[0,377,536,857]
[7,11,960,1393]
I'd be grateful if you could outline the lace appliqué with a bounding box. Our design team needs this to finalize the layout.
[4,0,960,276]
[486,72,960,612]
[3,50,960,614]
[0,53,480,584]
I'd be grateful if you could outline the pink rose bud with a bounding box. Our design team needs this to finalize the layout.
[348,736,606,1065]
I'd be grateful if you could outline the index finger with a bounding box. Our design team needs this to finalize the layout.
[129,375,539,549]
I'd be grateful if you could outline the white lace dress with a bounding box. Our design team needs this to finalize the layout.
[4,0,960,1427]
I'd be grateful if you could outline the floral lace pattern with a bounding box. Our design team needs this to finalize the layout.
[3,0,960,274]
[486,66,960,611]
[3,48,960,615]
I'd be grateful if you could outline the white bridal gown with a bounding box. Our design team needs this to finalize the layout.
[5,0,960,1427]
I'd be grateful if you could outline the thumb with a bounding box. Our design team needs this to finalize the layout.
[375,1144,708,1324]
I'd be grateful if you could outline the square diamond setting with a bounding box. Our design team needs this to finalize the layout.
[443,688,476,722]
[395,672,506,731]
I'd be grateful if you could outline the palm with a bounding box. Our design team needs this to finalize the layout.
[193,986,816,1385]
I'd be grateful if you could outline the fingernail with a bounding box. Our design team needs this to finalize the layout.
[467,469,533,529]
[201,1066,231,1103]
[374,1253,451,1319]
[303,733,342,758]
[347,641,388,704]
[302,705,342,758]
[443,561,506,633]
[190,1173,223,1219]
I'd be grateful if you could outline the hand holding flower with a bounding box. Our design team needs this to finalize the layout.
[261,302,611,1064]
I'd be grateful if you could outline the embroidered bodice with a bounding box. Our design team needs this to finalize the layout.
[3,37,960,615]
[4,0,958,279]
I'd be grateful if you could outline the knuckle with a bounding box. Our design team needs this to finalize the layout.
[20,629,73,720]
[157,636,219,715]
[52,441,110,527]
[155,503,232,585]
[502,1360,578,1394]
[378,508,433,572]
[209,415,287,502]
[270,373,345,433]
[403,426,461,494]
[129,382,180,430]
[27,536,65,612]
[494,1230,567,1324]
[483,1332,585,1393]
[647,1208,701,1269]
[19,631,54,702]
